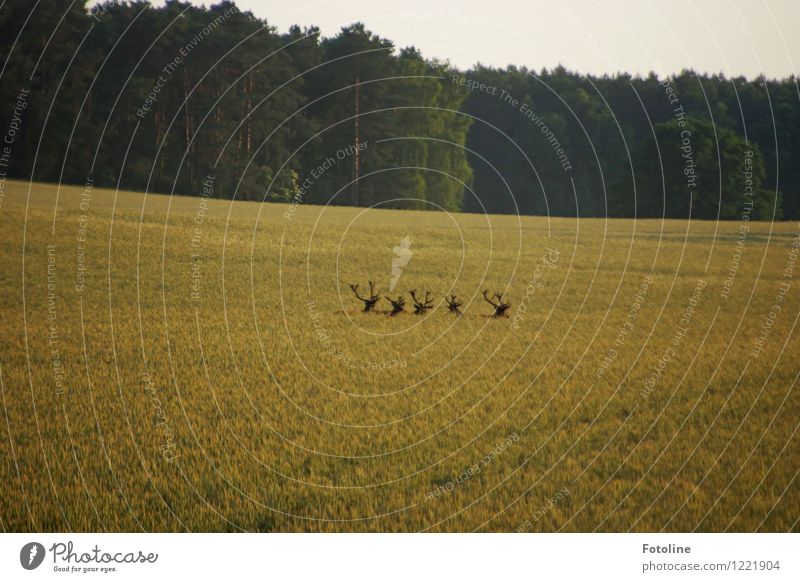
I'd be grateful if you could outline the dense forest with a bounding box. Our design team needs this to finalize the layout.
[1,0,797,219]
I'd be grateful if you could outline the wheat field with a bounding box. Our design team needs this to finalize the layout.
[0,179,797,532]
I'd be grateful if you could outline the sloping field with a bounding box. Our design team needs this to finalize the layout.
[0,180,797,532]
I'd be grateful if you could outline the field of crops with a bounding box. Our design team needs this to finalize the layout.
[0,179,797,532]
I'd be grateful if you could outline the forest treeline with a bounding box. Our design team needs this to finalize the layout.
[1,0,797,219]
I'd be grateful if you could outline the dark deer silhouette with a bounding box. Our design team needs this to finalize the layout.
[409,289,434,315]
[349,281,380,312]
[445,294,463,316]
[483,289,510,318]
[386,294,406,316]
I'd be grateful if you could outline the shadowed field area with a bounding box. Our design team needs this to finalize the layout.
[0,180,797,532]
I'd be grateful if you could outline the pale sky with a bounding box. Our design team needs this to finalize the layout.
[121,0,799,79]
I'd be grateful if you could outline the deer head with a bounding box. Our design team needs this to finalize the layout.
[349,281,380,312]
[409,289,434,315]
[482,289,510,318]
[386,294,406,316]
[445,294,463,316]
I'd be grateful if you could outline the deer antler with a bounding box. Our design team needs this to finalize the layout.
[386,294,405,316]
[409,289,434,315]
[350,281,380,312]
[445,294,463,316]
[483,289,510,318]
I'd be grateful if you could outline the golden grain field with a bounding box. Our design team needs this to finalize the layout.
[0,179,797,532]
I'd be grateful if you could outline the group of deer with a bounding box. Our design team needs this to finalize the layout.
[348,281,511,318]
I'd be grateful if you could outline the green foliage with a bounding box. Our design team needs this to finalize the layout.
[0,3,473,209]
[0,3,796,219]
[461,67,797,220]
[613,117,779,220]
[264,167,301,202]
